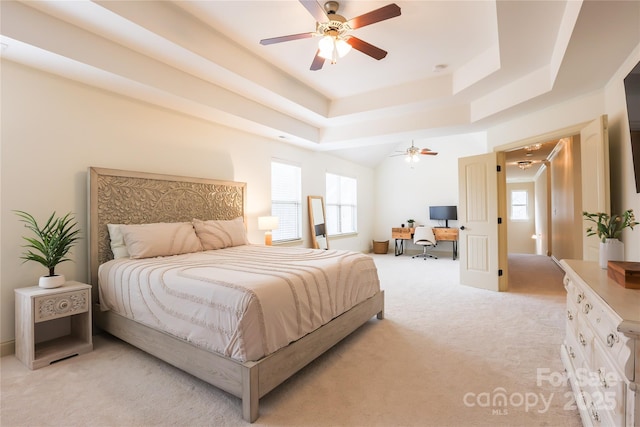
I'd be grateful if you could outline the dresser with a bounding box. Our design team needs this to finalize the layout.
[560,259,640,426]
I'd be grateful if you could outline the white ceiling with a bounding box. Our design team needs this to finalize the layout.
[1,1,639,167]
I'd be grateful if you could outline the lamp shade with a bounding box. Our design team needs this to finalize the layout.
[258,216,279,231]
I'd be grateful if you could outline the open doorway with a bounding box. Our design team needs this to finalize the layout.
[504,141,559,256]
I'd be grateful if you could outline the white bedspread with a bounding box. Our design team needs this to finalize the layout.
[98,245,380,362]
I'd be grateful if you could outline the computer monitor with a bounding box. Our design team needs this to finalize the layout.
[429,205,457,228]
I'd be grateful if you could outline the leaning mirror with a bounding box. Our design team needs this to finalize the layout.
[308,195,329,250]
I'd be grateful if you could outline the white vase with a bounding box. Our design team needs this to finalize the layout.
[598,239,624,269]
[39,274,65,288]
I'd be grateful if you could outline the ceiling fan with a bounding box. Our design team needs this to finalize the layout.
[391,141,438,163]
[259,1,401,71]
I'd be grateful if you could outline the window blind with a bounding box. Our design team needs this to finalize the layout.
[326,173,357,234]
[271,161,302,241]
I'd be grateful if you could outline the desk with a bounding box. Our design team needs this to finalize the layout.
[433,227,458,260]
[391,227,459,259]
[391,227,414,256]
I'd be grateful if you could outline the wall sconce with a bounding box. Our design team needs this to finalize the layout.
[258,216,279,246]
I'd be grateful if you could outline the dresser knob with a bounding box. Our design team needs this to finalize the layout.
[606,333,618,347]
[583,303,592,314]
[576,293,584,304]
[567,310,573,321]
[568,346,575,359]
[590,401,600,422]
[597,368,609,388]
[579,333,587,346]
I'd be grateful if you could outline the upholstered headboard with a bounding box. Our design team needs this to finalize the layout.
[88,167,246,302]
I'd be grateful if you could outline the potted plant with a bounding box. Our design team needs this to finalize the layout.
[15,210,81,288]
[407,219,415,228]
[583,209,638,268]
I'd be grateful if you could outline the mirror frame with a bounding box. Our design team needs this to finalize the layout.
[308,195,329,249]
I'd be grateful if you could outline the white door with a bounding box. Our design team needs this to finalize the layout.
[581,115,610,261]
[458,152,507,291]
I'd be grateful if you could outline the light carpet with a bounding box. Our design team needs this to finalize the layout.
[1,253,582,427]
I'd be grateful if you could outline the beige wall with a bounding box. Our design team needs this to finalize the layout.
[0,60,375,346]
[549,138,583,261]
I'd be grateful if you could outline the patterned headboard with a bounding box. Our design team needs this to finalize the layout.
[88,167,246,302]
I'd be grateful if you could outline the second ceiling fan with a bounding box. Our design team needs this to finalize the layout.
[260,1,401,71]
[391,141,439,163]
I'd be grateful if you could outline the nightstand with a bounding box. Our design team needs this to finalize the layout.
[15,281,93,369]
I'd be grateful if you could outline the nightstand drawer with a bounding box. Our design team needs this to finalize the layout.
[34,289,89,323]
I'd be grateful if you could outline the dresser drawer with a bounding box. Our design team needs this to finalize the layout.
[580,289,634,379]
[576,314,596,366]
[34,289,89,323]
[565,328,587,371]
[589,340,626,426]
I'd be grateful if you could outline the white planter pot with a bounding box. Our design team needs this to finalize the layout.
[39,274,65,288]
[599,239,624,269]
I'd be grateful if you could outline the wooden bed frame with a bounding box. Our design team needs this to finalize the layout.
[87,167,384,422]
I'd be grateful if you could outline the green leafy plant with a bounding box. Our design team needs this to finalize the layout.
[407,219,415,224]
[583,209,638,243]
[15,211,81,277]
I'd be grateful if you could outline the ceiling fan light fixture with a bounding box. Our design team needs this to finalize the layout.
[318,35,351,63]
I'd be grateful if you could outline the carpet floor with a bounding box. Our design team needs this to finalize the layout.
[1,253,582,427]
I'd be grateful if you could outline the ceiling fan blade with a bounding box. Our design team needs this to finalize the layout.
[299,0,328,23]
[420,150,438,156]
[260,32,316,45]
[347,3,401,29]
[310,51,325,71]
[346,37,387,60]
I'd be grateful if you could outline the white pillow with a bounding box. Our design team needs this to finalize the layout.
[120,222,203,259]
[193,217,248,250]
[107,224,130,259]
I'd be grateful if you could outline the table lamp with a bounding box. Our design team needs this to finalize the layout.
[258,216,279,246]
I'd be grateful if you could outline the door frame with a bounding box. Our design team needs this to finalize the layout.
[493,117,609,264]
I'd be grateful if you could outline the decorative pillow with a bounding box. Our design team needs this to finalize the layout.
[107,224,130,259]
[193,217,248,250]
[120,222,203,259]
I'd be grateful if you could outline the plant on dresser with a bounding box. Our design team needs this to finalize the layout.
[583,210,638,269]
[15,211,81,288]
[560,259,640,427]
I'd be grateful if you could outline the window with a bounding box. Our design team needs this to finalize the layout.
[510,190,528,220]
[271,161,302,242]
[326,173,357,234]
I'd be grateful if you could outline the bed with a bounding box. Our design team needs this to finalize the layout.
[87,167,384,422]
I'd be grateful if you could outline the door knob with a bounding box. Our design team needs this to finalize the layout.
[460,226,466,230]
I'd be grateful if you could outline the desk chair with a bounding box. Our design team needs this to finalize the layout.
[412,226,438,260]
